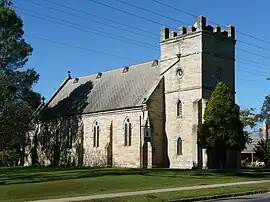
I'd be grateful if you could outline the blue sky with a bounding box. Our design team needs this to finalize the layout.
[13,0,270,113]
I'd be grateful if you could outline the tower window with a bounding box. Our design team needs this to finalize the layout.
[176,68,184,78]
[124,117,132,146]
[93,121,100,147]
[177,137,183,155]
[177,100,183,117]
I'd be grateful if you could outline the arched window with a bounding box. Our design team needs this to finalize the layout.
[68,119,73,149]
[93,121,99,147]
[177,137,182,155]
[124,118,132,146]
[177,100,182,117]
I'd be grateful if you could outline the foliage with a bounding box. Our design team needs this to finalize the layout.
[260,95,270,124]
[240,108,259,129]
[239,107,260,146]
[254,139,270,168]
[0,0,12,7]
[198,82,247,151]
[0,2,40,162]
[254,93,270,167]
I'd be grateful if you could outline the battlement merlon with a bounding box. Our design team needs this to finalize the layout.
[160,16,235,42]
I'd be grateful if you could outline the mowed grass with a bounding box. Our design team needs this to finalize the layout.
[91,182,270,202]
[0,167,270,201]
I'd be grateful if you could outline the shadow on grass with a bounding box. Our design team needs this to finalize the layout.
[142,168,270,179]
[0,167,139,185]
[1,167,269,186]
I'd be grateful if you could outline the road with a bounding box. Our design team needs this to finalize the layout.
[203,193,270,202]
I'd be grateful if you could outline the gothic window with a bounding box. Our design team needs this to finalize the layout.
[124,123,128,146]
[124,117,132,146]
[68,119,73,149]
[93,121,99,147]
[41,124,49,150]
[177,137,183,155]
[128,122,132,146]
[177,100,182,117]
[44,125,49,149]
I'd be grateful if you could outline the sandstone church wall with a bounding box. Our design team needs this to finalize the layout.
[160,30,203,169]
[83,108,144,168]
[146,78,166,167]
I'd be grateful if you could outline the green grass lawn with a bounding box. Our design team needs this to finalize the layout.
[0,167,270,202]
[90,182,270,202]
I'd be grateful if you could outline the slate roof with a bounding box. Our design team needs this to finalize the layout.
[48,60,162,114]
[242,144,256,154]
[242,132,262,154]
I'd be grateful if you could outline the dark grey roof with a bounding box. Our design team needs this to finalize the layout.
[48,60,161,114]
[242,144,256,154]
[242,132,262,154]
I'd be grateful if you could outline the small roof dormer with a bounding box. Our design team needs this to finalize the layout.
[122,66,129,73]
[96,72,102,79]
[152,59,159,67]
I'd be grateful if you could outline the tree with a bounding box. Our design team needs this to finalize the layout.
[0,0,12,7]
[239,107,259,146]
[240,108,259,129]
[254,139,270,167]
[253,94,270,168]
[0,1,40,163]
[261,95,270,123]
[198,82,247,168]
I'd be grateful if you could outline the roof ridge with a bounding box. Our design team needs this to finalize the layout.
[72,58,160,80]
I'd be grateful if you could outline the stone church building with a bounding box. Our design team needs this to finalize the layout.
[27,16,236,169]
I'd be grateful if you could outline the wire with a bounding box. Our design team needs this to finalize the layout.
[236,59,270,71]
[236,61,270,75]
[28,0,159,38]
[237,57,270,68]
[236,67,269,77]
[151,0,197,18]
[26,0,158,40]
[16,2,270,78]
[238,78,259,83]
[87,0,270,60]
[238,48,270,60]
[25,34,140,63]
[26,34,269,79]
[238,39,270,53]
[114,0,187,25]
[26,0,270,63]
[29,33,270,79]
[15,6,159,50]
[87,0,172,28]
[115,0,270,53]
[150,0,270,45]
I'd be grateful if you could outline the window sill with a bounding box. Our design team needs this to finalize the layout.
[177,115,183,118]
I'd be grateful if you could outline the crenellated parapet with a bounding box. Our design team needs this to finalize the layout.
[160,16,235,42]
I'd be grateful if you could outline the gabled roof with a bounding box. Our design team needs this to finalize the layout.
[48,60,161,115]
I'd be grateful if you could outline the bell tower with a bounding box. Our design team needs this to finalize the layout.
[160,16,235,168]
